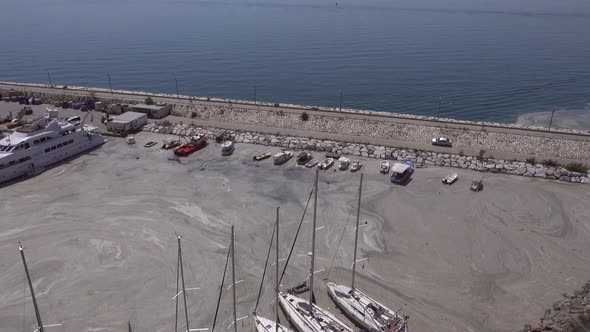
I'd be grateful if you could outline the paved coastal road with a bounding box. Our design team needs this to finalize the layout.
[2,81,589,142]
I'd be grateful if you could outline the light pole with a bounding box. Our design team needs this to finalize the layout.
[339,89,343,112]
[254,80,257,105]
[548,106,557,130]
[107,73,113,96]
[437,97,442,118]
[175,78,181,102]
[47,71,52,86]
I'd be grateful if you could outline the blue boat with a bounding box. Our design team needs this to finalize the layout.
[221,140,235,156]
[390,161,414,184]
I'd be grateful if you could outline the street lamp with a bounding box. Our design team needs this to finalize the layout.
[47,71,52,86]
[254,80,257,105]
[175,78,181,102]
[107,73,113,96]
[437,97,442,118]
[548,106,557,130]
[339,89,343,112]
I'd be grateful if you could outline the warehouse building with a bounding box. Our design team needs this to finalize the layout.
[105,112,147,135]
[131,103,171,119]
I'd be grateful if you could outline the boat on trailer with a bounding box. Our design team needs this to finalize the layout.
[278,169,353,332]
[326,174,409,332]
[174,134,208,157]
[254,152,272,161]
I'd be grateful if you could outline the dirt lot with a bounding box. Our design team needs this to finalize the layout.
[1,130,589,332]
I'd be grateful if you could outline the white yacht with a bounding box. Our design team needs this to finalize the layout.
[0,108,106,184]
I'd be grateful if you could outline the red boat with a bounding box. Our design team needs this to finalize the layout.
[174,135,208,157]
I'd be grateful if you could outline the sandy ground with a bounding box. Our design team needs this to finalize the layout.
[1,130,590,332]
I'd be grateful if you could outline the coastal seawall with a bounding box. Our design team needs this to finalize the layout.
[2,81,590,167]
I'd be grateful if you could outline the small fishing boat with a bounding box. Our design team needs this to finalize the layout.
[350,160,362,172]
[297,152,313,165]
[215,131,229,143]
[305,159,319,168]
[325,151,340,160]
[442,173,458,184]
[253,152,272,161]
[318,158,334,170]
[221,141,235,156]
[274,151,293,165]
[338,157,351,170]
[161,138,181,150]
[174,134,208,157]
[144,141,157,148]
[380,160,390,174]
[390,161,414,184]
[126,135,135,144]
[471,178,484,192]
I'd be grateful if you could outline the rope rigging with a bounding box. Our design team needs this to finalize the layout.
[253,222,277,313]
[279,185,315,286]
[325,187,359,281]
[211,244,232,332]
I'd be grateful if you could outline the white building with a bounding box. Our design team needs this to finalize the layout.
[106,112,147,134]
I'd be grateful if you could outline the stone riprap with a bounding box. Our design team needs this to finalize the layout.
[143,122,590,184]
[522,281,590,332]
[173,105,590,161]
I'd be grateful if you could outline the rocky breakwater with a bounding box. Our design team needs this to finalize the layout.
[143,122,590,184]
[522,281,590,332]
[171,104,590,162]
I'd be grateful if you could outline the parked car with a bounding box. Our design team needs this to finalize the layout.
[432,136,452,147]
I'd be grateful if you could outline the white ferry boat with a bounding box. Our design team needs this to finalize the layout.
[0,108,106,184]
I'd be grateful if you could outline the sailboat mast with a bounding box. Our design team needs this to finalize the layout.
[231,225,238,332]
[19,244,45,332]
[309,169,319,314]
[351,174,363,293]
[178,236,190,332]
[175,245,180,332]
[275,207,280,332]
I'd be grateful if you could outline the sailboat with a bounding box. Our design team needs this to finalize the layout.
[19,243,62,332]
[326,174,409,332]
[278,169,353,332]
[253,207,293,332]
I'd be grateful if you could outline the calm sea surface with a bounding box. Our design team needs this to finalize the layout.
[1,0,589,124]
